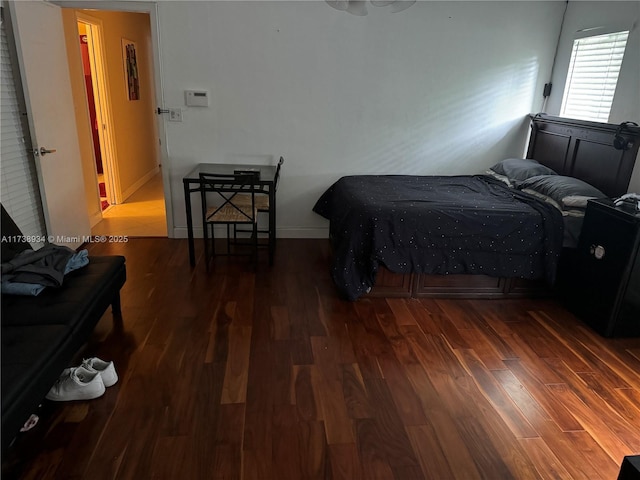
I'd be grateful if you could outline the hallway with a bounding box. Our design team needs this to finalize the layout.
[91,172,167,237]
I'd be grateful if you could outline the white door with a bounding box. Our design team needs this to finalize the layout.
[8,0,90,249]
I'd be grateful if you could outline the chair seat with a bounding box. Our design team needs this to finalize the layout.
[206,204,257,223]
[234,192,269,210]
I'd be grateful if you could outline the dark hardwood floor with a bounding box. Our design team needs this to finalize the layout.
[3,238,640,479]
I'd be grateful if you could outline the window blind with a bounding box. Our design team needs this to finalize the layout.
[1,9,46,244]
[560,30,629,123]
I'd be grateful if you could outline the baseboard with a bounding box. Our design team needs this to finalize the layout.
[120,166,160,203]
[89,210,103,228]
[275,227,328,238]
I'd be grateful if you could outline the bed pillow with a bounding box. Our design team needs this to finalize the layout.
[483,169,513,186]
[518,175,605,211]
[489,158,557,182]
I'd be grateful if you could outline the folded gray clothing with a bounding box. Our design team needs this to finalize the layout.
[1,244,77,287]
[1,247,90,295]
[0,280,46,296]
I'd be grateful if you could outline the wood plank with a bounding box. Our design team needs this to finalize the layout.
[328,443,362,480]
[546,383,635,463]
[292,365,320,421]
[456,327,506,370]
[355,418,396,480]
[544,358,640,452]
[503,359,585,432]
[272,405,303,480]
[517,437,574,480]
[341,363,375,420]
[220,325,252,404]
[453,348,538,439]
[271,305,290,340]
[298,420,330,479]
[490,363,613,479]
[212,403,245,480]
[310,337,355,445]
[385,298,419,326]
[425,372,540,479]
[405,425,460,480]
[361,377,421,468]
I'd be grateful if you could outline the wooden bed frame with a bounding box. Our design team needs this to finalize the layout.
[366,114,640,298]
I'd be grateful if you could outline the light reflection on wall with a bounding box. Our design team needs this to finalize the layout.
[336,57,540,176]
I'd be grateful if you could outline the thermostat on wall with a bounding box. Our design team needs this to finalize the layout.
[185,90,209,107]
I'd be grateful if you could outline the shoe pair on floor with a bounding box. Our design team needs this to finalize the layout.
[46,358,118,402]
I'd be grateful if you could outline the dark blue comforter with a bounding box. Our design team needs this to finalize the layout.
[313,175,564,301]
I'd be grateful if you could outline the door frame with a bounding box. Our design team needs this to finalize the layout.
[76,12,122,206]
[54,0,173,237]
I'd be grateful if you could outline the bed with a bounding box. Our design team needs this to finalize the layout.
[313,114,640,300]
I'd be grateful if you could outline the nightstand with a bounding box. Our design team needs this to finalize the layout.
[565,198,640,337]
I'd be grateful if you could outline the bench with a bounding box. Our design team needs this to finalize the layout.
[1,206,126,451]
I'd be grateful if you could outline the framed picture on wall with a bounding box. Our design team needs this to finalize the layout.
[122,38,140,101]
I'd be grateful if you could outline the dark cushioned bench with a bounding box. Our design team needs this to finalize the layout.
[1,206,126,451]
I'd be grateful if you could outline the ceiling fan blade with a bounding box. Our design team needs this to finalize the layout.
[346,0,368,16]
[390,0,416,13]
[327,0,414,15]
[325,0,350,11]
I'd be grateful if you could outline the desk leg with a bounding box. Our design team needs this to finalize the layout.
[184,180,196,267]
[269,189,276,266]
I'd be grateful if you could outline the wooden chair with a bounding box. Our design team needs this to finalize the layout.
[199,172,258,269]
[233,156,283,260]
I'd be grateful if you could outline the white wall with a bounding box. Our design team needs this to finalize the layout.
[157,1,565,238]
[545,0,640,192]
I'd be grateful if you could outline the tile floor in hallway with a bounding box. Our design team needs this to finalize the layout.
[91,172,167,237]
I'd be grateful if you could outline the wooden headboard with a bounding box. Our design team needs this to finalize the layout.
[526,114,640,197]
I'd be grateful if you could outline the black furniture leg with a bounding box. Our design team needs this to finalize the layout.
[269,188,276,265]
[201,181,210,271]
[184,180,196,267]
[253,221,258,270]
[111,291,122,316]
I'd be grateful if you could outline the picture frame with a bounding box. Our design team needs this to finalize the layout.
[122,38,140,101]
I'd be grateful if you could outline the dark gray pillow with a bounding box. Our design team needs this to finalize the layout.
[489,158,557,182]
[518,175,605,210]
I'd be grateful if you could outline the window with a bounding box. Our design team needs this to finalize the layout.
[560,30,629,122]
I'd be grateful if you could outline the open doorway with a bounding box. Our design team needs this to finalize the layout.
[72,10,167,237]
[77,19,112,212]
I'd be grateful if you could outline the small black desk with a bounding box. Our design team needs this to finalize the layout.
[183,163,278,267]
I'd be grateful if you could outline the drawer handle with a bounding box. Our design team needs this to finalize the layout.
[590,244,605,260]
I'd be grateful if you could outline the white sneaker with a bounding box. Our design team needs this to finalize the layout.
[45,366,105,401]
[81,357,118,387]
[60,358,118,388]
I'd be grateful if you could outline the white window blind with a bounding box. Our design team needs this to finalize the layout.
[1,9,46,243]
[560,30,629,123]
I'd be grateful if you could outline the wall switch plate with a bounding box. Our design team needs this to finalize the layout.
[168,108,183,122]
